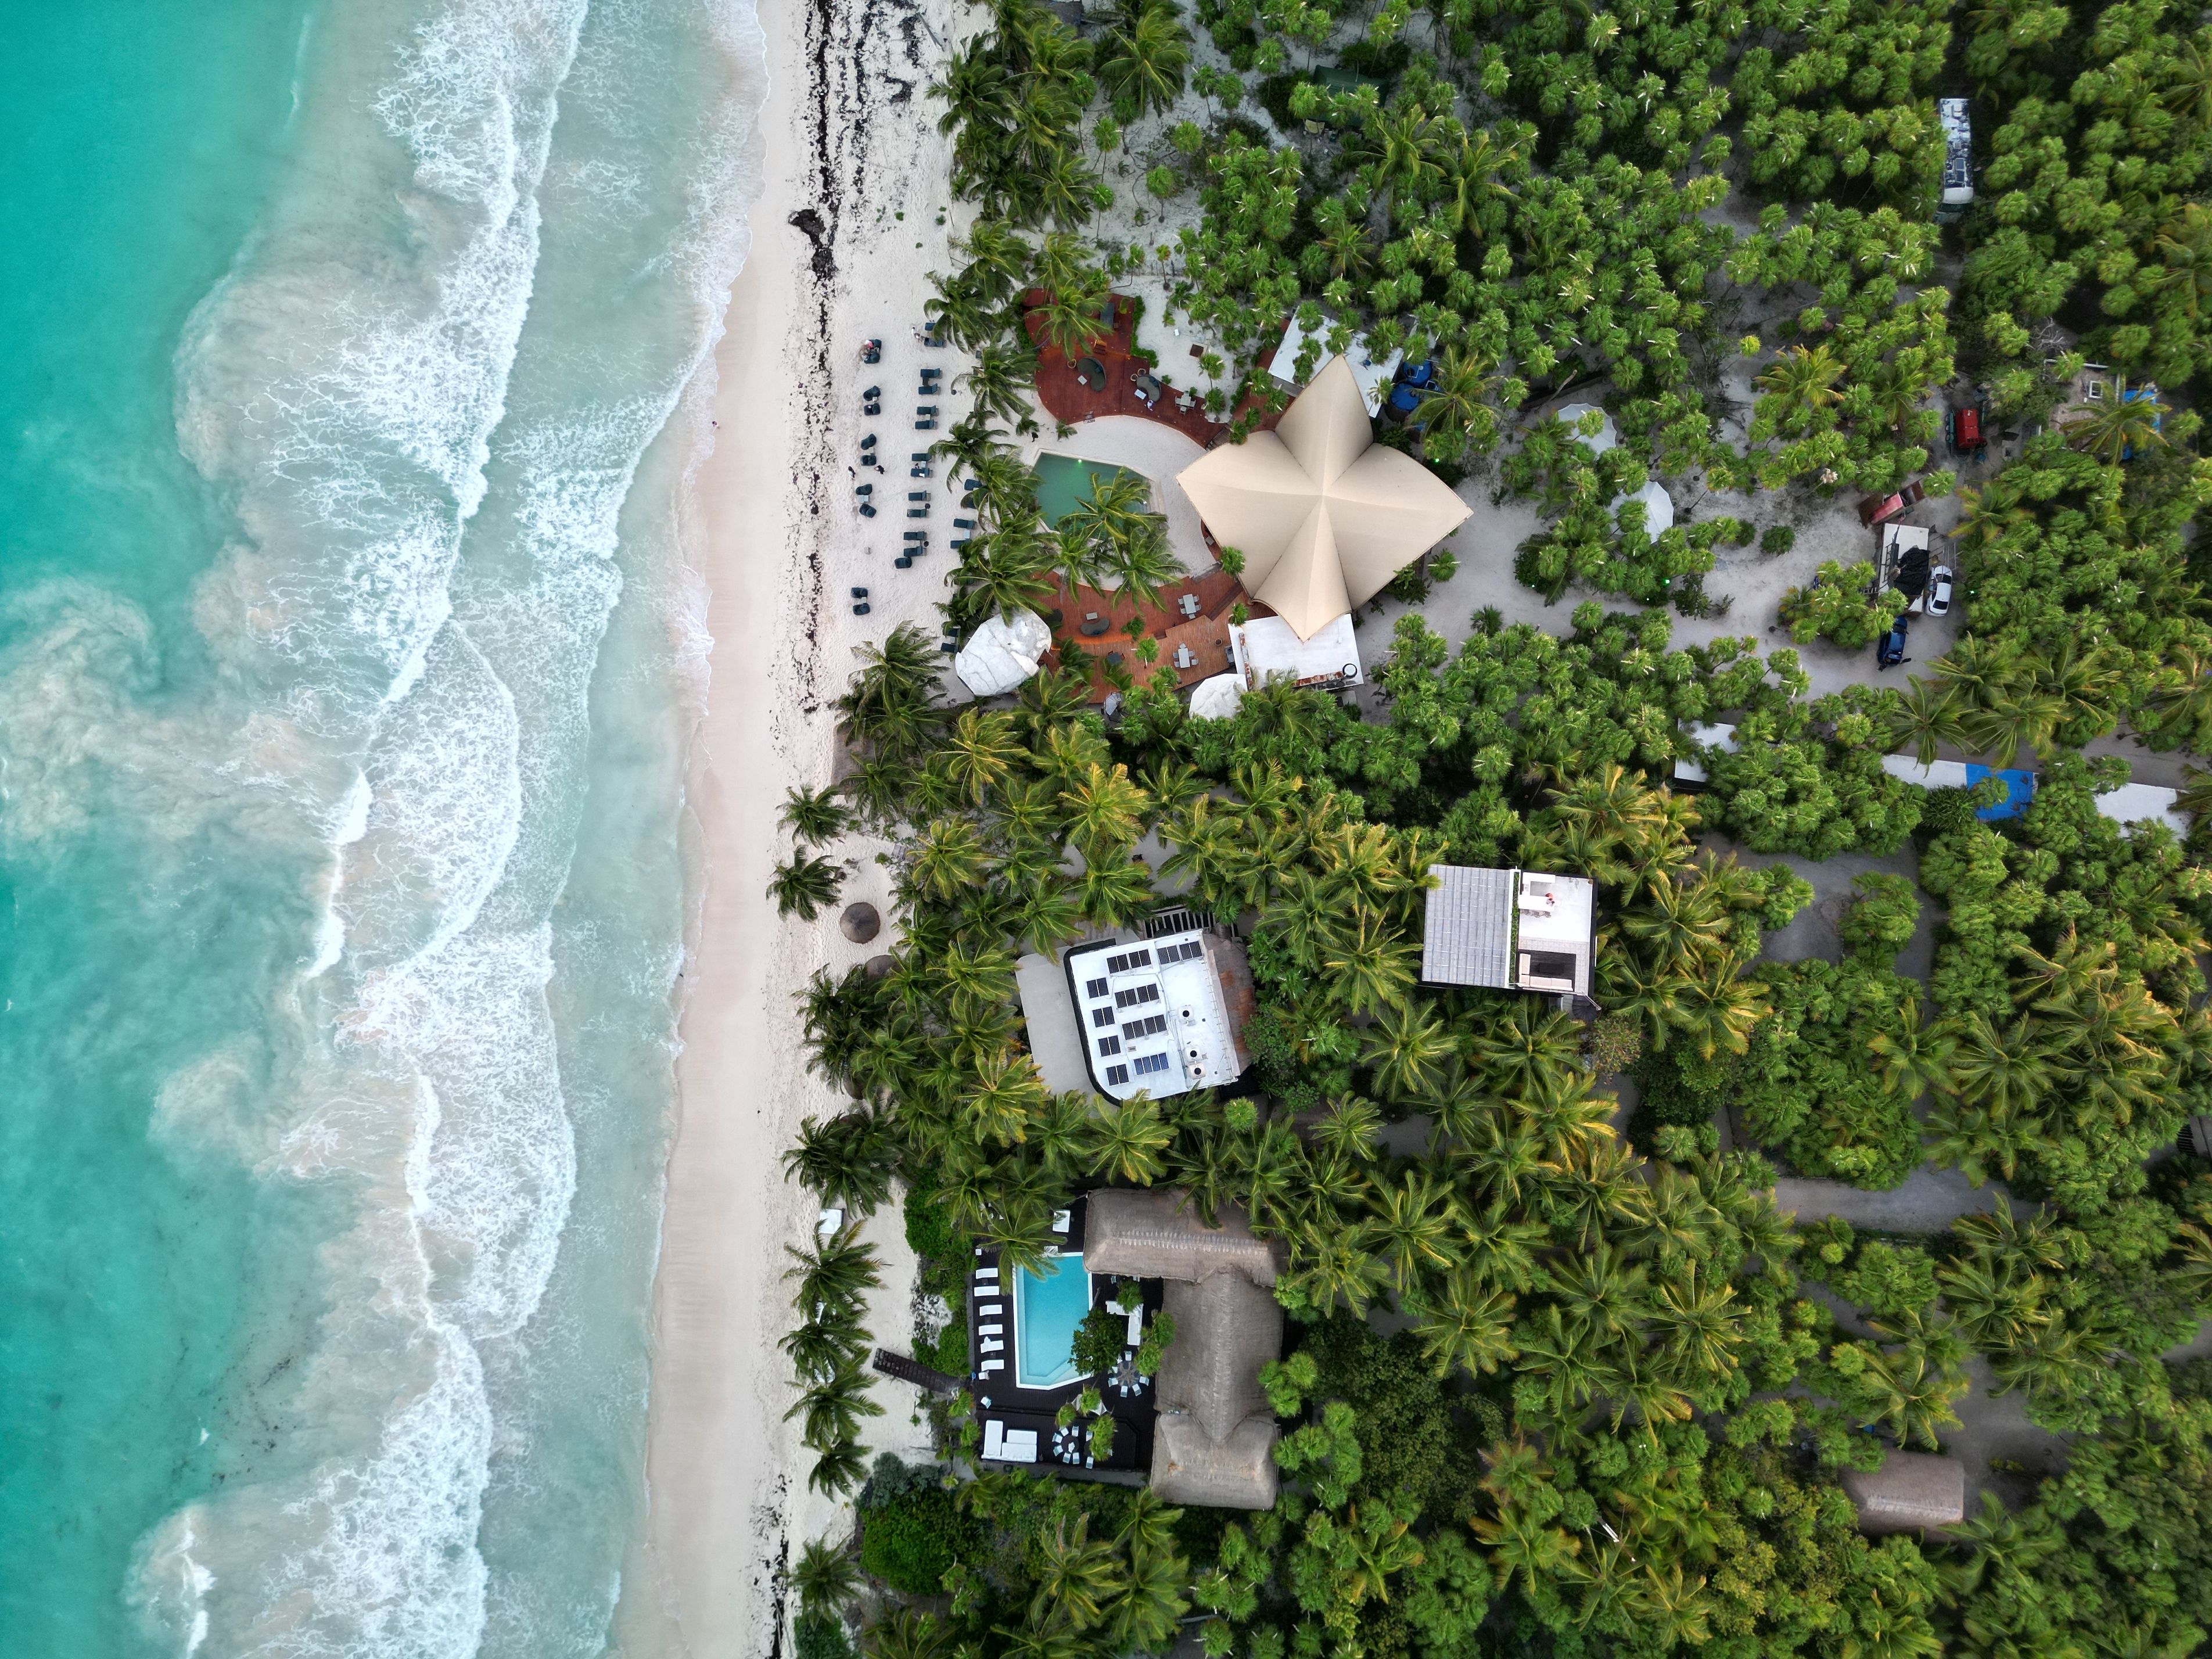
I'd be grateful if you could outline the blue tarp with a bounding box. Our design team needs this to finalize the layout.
[1964,764,2036,820]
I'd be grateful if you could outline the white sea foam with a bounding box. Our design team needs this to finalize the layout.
[21,0,782,1649]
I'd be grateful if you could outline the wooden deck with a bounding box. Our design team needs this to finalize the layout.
[1022,292,1277,448]
[1046,567,1268,702]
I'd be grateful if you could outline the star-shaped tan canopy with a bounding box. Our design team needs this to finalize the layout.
[1177,356,1473,640]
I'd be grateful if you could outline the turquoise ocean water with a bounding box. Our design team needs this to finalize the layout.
[0,2,762,1653]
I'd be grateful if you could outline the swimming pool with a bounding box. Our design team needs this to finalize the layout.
[1032,453,1146,528]
[1012,1252,1093,1391]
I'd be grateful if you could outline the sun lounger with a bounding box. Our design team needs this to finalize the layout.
[850,587,868,599]
[906,508,927,518]
[859,504,876,518]
[975,1265,999,1280]
[978,1323,1003,1337]
[914,419,936,430]
[915,405,938,415]
[864,403,881,416]
[980,1337,1004,1354]
[860,431,877,446]
[895,556,912,569]
[852,602,871,616]
[954,517,974,529]
[949,538,969,551]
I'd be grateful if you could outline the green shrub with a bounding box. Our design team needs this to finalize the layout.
[859,1467,969,1596]
[1917,785,1978,838]
[795,1613,855,1659]
[1838,872,1919,964]
[1778,561,1896,648]
[1760,524,1796,555]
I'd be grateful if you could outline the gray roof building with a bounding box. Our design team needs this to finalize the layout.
[1840,1449,1966,1534]
[1083,1189,1285,1509]
[1421,865,1596,999]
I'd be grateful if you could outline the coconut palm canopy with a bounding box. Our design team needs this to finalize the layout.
[1177,356,1473,640]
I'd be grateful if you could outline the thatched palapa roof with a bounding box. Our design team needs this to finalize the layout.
[1085,1190,1285,1510]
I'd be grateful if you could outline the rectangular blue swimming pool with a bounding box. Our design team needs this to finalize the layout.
[1012,1252,1092,1391]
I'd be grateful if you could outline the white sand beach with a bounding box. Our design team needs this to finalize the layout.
[613,0,967,1653]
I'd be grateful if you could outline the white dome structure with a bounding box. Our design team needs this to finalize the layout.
[1188,672,1245,721]
[954,609,1053,698]
[1554,402,1618,455]
[1611,479,1674,534]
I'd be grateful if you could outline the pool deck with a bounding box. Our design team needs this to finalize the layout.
[967,1198,1161,1477]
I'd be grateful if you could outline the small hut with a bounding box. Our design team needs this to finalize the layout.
[1840,1450,1966,1534]
[1082,1189,1286,1509]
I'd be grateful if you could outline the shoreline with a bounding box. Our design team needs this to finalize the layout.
[616,0,963,1650]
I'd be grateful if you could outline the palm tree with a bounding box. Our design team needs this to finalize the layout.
[1755,343,1847,423]
[924,268,1000,352]
[1076,853,1154,925]
[791,1535,860,1618]
[781,1314,870,1382]
[1472,1503,1583,1597]
[1888,676,1969,764]
[1312,1092,1384,1161]
[1030,1517,1124,1633]
[781,1110,896,1212]
[907,816,991,902]
[1361,1000,1455,1101]
[2146,203,2212,321]
[2067,378,2169,462]
[1062,761,1150,860]
[810,1438,870,1498]
[781,784,850,846]
[1467,1002,1583,1097]
[1408,1268,1518,1377]
[786,1362,884,1449]
[1279,1219,1387,1316]
[1083,1096,1173,1184]
[964,1050,1051,1147]
[769,853,843,919]
[1096,0,1189,117]
[932,708,1022,805]
[864,1608,952,1659]
[1364,1170,1464,1291]
[956,341,1041,432]
[785,1226,884,1320]
[1437,127,1521,236]
[1321,908,1418,1015]
[955,523,1062,621]
[1868,999,1958,1101]
[1410,347,1500,463]
[1030,238,1111,357]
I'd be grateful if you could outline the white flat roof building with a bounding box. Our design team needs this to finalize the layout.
[1229,613,1364,690]
[1268,312,1401,413]
[1061,927,1252,1100]
[2096,781,2189,835]
[1672,721,1737,788]
[1421,866,1596,999]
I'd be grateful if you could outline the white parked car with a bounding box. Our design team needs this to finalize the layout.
[1926,565,1955,617]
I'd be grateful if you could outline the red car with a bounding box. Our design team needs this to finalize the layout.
[1858,480,1927,526]
[1948,401,1987,457]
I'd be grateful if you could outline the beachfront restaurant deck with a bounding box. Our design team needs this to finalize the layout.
[968,1195,1158,1480]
